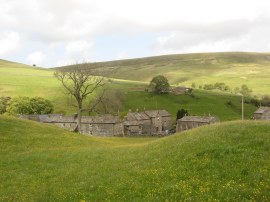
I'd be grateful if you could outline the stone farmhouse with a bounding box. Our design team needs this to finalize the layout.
[20,114,124,136]
[124,110,172,135]
[20,109,173,136]
[176,115,219,132]
[253,107,270,120]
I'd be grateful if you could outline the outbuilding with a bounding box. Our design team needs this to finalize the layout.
[176,116,219,132]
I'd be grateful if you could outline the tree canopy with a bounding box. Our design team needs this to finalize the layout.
[149,75,170,94]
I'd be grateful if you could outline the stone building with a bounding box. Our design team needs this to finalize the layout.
[170,86,189,95]
[124,112,152,135]
[20,109,173,136]
[20,114,124,136]
[124,110,173,135]
[253,107,270,120]
[176,116,219,132]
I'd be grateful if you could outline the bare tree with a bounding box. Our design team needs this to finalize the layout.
[54,63,106,133]
[92,88,125,115]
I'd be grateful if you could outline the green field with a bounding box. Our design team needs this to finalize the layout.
[0,58,258,121]
[59,52,270,95]
[0,116,269,201]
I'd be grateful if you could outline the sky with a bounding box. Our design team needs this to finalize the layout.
[1,0,270,68]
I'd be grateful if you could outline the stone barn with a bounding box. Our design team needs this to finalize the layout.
[144,110,172,134]
[124,111,152,135]
[176,116,219,132]
[124,110,173,135]
[20,114,123,136]
[253,107,270,120]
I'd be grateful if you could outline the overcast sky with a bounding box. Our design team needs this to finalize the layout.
[1,0,270,68]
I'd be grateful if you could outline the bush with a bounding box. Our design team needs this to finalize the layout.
[203,83,230,91]
[30,97,54,114]
[203,84,215,90]
[6,97,54,115]
[176,109,188,120]
[260,95,270,106]
[0,96,11,114]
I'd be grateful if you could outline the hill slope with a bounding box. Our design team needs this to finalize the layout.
[0,59,257,120]
[57,52,270,94]
[1,116,269,201]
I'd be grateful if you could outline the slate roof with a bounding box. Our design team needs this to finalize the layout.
[254,107,270,114]
[123,120,141,126]
[178,116,218,123]
[125,112,150,121]
[144,110,171,118]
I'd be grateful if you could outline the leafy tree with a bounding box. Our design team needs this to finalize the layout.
[149,75,170,94]
[214,82,230,91]
[240,84,252,97]
[176,109,188,120]
[29,97,54,114]
[0,96,11,114]
[260,95,270,106]
[54,64,106,133]
[191,82,196,88]
[6,96,54,115]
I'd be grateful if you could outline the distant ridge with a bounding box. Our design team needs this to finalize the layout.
[55,52,270,94]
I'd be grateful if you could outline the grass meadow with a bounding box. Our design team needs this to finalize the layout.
[0,116,269,201]
[0,59,257,121]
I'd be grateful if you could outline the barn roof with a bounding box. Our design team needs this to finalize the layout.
[144,110,171,117]
[254,107,270,114]
[178,116,218,123]
[125,112,150,121]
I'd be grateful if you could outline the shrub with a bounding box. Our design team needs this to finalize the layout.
[176,109,188,120]
[203,84,215,90]
[6,97,54,115]
[0,96,11,114]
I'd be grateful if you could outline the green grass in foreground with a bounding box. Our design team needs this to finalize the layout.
[0,116,269,201]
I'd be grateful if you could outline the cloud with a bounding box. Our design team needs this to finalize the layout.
[53,40,93,66]
[0,31,21,56]
[116,51,129,60]
[154,17,270,54]
[26,51,46,65]
[1,0,270,67]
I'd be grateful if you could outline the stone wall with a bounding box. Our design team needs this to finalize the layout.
[254,112,270,120]
[177,121,208,132]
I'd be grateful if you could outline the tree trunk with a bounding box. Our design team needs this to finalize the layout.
[76,101,83,134]
[77,108,82,133]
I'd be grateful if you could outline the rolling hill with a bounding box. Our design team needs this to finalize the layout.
[57,52,270,95]
[0,115,269,201]
[0,56,260,120]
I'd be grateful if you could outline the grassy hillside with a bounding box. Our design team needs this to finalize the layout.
[123,90,257,121]
[0,59,257,121]
[58,52,270,95]
[0,116,269,201]
[0,60,146,114]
